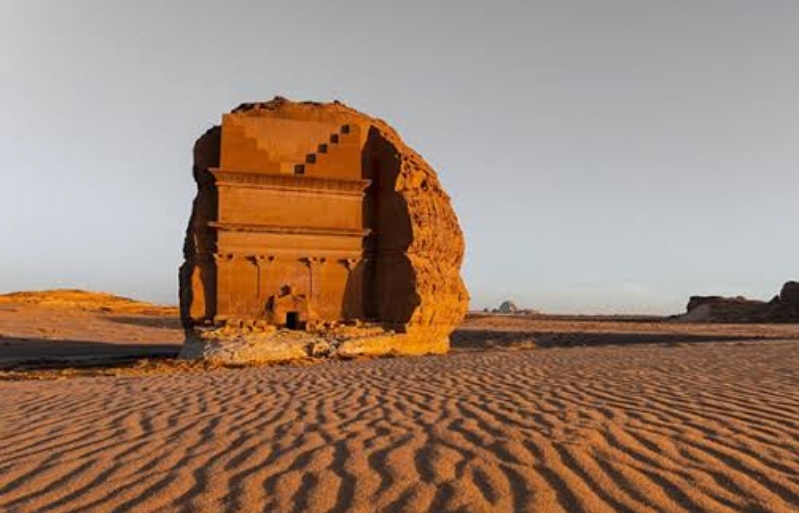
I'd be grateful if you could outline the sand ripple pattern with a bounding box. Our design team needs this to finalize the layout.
[2,341,798,512]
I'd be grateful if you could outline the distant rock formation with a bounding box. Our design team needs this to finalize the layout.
[179,97,469,363]
[483,300,539,315]
[498,300,520,314]
[677,282,799,323]
[0,289,177,315]
[779,281,799,307]
[681,296,766,323]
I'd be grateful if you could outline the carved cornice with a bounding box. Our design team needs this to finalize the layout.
[210,168,370,197]
[208,221,370,238]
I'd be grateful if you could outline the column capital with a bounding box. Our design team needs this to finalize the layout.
[302,256,328,267]
[341,258,360,271]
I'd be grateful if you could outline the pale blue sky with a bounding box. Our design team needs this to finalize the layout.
[1,1,797,313]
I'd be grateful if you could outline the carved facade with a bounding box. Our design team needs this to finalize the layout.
[206,118,368,328]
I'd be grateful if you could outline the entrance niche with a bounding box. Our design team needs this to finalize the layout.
[265,285,309,327]
[285,311,301,330]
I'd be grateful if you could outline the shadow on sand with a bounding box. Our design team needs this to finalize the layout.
[450,329,784,350]
[0,337,181,369]
[105,315,183,330]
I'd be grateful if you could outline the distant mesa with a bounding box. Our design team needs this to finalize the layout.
[179,97,468,363]
[498,300,520,314]
[676,281,799,323]
[483,300,539,315]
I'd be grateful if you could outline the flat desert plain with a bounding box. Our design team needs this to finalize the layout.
[1,294,799,512]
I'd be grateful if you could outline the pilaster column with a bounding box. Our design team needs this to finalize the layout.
[212,253,234,319]
[302,257,328,308]
[257,255,275,298]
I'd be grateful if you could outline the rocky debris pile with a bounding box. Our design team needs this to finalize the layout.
[677,281,799,323]
[179,320,409,364]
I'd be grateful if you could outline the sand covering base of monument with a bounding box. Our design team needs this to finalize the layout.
[179,97,468,363]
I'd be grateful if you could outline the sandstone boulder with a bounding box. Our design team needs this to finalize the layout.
[179,97,469,362]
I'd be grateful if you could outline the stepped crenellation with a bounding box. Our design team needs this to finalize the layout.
[295,124,360,178]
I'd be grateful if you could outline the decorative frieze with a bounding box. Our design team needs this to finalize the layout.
[210,168,370,197]
[208,222,370,238]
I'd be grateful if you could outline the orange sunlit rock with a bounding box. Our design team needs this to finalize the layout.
[179,97,468,362]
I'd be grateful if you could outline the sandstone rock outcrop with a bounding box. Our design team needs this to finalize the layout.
[779,281,799,307]
[498,300,520,314]
[678,282,799,323]
[179,97,468,362]
[681,296,766,323]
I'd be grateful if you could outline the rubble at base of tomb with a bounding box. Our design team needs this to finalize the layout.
[178,320,449,364]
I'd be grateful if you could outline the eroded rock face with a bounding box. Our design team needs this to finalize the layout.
[679,282,799,323]
[179,97,468,362]
[779,281,799,307]
[682,296,766,323]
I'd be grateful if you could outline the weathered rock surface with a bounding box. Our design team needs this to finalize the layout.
[779,281,799,307]
[681,296,766,323]
[677,282,799,323]
[179,97,468,363]
[178,320,444,364]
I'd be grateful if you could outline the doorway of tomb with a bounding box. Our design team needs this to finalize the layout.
[285,311,301,330]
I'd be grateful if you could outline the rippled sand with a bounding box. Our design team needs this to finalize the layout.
[2,340,798,512]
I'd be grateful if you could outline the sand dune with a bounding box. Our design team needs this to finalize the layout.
[0,290,181,365]
[2,340,798,512]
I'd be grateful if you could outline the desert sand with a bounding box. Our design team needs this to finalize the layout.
[0,290,181,366]
[1,294,798,512]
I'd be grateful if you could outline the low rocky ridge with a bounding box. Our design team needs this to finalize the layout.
[0,290,182,371]
[0,289,177,315]
[678,281,799,323]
